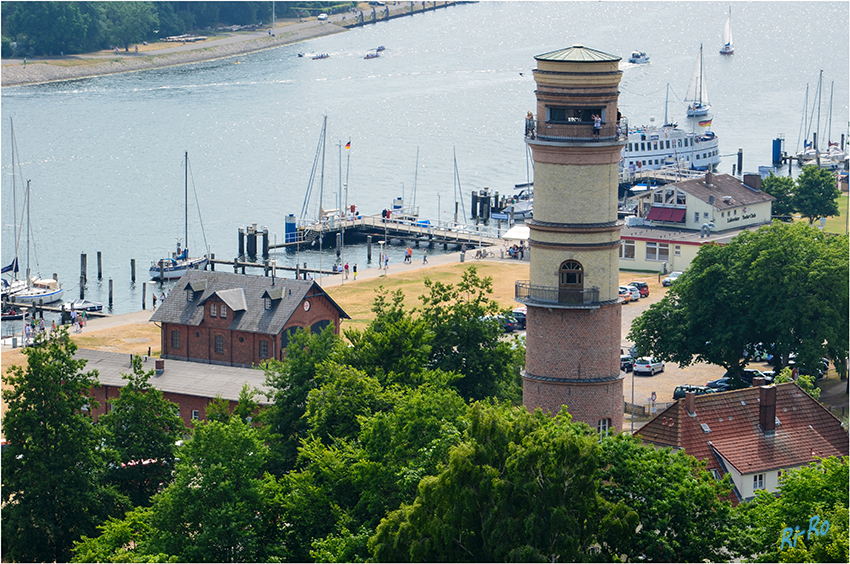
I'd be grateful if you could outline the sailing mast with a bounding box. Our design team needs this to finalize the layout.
[184,151,188,257]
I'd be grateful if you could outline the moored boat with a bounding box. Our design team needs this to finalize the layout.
[622,118,720,172]
[313,53,330,60]
[11,276,64,304]
[365,52,380,59]
[150,152,209,281]
[685,45,711,116]
[62,298,104,312]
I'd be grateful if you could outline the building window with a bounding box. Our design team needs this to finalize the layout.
[220,304,227,318]
[753,474,765,490]
[210,304,217,317]
[214,335,224,354]
[192,410,200,420]
[171,329,180,349]
[259,340,269,359]
[694,212,700,223]
[311,320,331,334]
[186,289,194,302]
[597,418,611,433]
[653,191,663,204]
[674,245,681,257]
[711,469,721,480]
[620,240,635,260]
[704,212,709,218]
[645,242,670,262]
[264,296,272,310]
[558,260,584,304]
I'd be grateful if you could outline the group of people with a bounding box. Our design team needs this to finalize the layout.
[507,243,525,259]
[69,308,87,333]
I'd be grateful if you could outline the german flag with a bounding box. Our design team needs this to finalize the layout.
[698,119,713,127]
[345,141,351,149]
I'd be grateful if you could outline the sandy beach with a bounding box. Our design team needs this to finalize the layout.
[0,2,433,87]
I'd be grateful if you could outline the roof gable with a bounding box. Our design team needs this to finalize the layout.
[150,271,349,334]
[667,173,776,208]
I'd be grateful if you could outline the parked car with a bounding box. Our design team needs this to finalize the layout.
[706,376,735,392]
[633,357,665,376]
[743,343,773,362]
[662,271,683,287]
[626,285,641,301]
[620,354,635,372]
[511,306,528,330]
[628,281,650,298]
[721,368,774,386]
[482,314,517,333]
[673,384,716,400]
[618,286,632,303]
[317,13,328,20]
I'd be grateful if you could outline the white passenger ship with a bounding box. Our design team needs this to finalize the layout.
[621,117,721,172]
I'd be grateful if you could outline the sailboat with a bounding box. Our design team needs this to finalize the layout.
[685,45,711,116]
[719,7,734,55]
[3,119,63,304]
[149,151,209,280]
[10,180,64,304]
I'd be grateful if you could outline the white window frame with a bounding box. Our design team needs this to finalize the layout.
[753,473,765,490]
[210,303,216,317]
[620,240,636,260]
[645,242,670,262]
[220,304,227,318]
[192,409,200,420]
[597,418,611,433]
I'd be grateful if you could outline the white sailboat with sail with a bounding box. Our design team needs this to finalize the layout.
[149,151,209,280]
[720,7,734,55]
[2,117,26,300]
[685,45,711,116]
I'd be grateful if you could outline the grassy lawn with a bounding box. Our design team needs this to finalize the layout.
[824,192,848,234]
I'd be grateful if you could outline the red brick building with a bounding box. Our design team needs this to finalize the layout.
[151,271,349,368]
[636,383,848,504]
[79,349,269,428]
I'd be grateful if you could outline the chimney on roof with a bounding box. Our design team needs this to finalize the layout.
[759,385,776,436]
[752,376,766,387]
[685,391,696,415]
[743,173,762,191]
[155,358,165,376]
[705,171,713,187]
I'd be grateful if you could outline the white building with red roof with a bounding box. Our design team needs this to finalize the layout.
[635,382,848,504]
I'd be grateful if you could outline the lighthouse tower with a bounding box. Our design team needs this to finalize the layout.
[519,45,625,433]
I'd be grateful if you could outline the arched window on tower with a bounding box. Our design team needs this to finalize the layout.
[597,418,611,434]
[559,260,583,304]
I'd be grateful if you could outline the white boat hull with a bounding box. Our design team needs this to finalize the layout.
[12,287,64,304]
[149,256,209,280]
[686,104,711,116]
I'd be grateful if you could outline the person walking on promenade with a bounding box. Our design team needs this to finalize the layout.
[353,263,358,280]
[344,262,349,279]
[423,250,428,264]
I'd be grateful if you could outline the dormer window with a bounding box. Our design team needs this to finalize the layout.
[187,289,194,302]
[264,296,272,310]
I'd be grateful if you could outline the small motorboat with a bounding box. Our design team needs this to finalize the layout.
[298,52,305,58]
[628,50,650,64]
[365,52,380,59]
[62,298,103,312]
[313,53,330,60]
[376,45,386,52]
[1,306,29,321]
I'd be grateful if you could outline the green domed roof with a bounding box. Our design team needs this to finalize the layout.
[535,45,621,63]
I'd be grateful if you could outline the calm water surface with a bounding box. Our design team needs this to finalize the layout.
[2,1,848,320]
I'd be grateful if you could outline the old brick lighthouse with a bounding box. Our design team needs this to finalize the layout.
[519,45,624,433]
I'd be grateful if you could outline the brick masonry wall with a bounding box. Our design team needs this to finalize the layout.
[525,303,621,378]
[523,376,624,432]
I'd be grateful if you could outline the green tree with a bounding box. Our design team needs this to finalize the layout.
[735,457,849,563]
[341,287,434,387]
[761,173,796,218]
[419,266,524,402]
[630,222,848,385]
[5,1,95,55]
[794,165,840,225]
[144,418,274,562]
[370,403,603,562]
[100,355,187,507]
[72,506,175,563]
[1,330,127,563]
[597,434,735,562]
[261,324,341,472]
[102,1,159,51]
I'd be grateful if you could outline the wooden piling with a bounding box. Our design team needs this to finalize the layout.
[142,280,146,309]
[131,259,136,282]
[108,278,113,307]
[81,253,87,284]
[367,235,372,261]
[97,251,103,280]
[210,253,215,271]
[737,148,743,176]
[80,275,85,299]
[336,233,341,257]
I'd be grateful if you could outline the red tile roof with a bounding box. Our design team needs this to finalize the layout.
[636,383,848,477]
